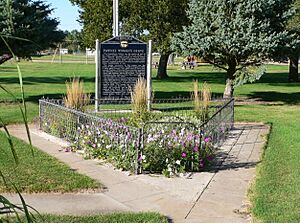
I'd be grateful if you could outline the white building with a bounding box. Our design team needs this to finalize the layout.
[86,48,96,56]
[59,48,68,55]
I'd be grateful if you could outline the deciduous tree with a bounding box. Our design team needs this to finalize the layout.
[70,0,189,79]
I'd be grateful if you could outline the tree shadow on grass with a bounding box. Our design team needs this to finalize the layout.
[153,71,226,85]
[246,91,300,105]
[0,76,95,85]
[154,91,223,99]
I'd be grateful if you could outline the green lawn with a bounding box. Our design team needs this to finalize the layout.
[31,54,95,62]
[0,132,101,193]
[13,213,169,223]
[1,62,300,222]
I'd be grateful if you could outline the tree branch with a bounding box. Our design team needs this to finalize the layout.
[207,60,228,71]
[236,60,262,71]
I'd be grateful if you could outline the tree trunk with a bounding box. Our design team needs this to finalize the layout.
[223,60,236,98]
[223,78,234,98]
[289,54,299,82]
[156,53,170,79]
[0,54,13,65]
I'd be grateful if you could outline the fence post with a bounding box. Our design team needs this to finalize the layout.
[39,99,42,130]
[136,127,143,175]
[231,98,235,129]
[147,40,152,112]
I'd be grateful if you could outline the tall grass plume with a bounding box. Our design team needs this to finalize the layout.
[130,77,148,125]
[192,80,211,122]
[64,77,90,111]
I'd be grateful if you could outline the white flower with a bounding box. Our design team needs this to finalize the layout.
[175,160,181,165]
[166,158,169,163]
[88,131,91,136]
[142,155,146,160]
[82,140,85,144]
[106,144,112,149]
[44,122,48,126]
[168,167,172,172]
[95,138,98,143]
[86,125,90,129]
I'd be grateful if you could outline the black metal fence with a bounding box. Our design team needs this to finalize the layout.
[39,98,234,174]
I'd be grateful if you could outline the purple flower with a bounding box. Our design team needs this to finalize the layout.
[182,152,187,157]
[207,155,214,161]
[199,160,205,168]
[193,146,199,152]
[204,137,211,143]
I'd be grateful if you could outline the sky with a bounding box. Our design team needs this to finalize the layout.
[44,0,81,31]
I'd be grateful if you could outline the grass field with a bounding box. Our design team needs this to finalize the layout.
[0,132,101,193]
[12,213,169,223]
[1,62,300,222]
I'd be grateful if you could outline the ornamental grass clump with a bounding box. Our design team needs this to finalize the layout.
[192,80,211,123]
[193,79,201,117]
[200,82,211,122]
[130,77,149,125]
[64,77,90,111]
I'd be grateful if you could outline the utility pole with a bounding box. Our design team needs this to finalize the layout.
[113,0,119,37]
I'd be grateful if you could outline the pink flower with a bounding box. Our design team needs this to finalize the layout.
[182,152,187,157]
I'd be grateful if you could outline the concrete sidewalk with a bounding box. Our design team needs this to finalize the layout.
[5,123,269,223]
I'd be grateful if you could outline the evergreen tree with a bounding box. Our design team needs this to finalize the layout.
[173,0,293,98]
[0,0,64,64]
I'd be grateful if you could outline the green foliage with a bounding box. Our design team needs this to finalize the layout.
[69,0,113,48]
[172,0,293,96]
[233,66,266,88]
[69,0,189,78]
[0,0,64,63]
[63,30,84,53]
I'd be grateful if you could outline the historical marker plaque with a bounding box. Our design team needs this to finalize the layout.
[99,36,147,98]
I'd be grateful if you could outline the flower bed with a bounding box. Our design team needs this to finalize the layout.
[39,98,234,175]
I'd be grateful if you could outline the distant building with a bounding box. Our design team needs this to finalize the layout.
[86,48,96,56]
[59,48,68,55]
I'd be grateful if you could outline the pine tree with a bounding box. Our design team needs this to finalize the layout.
[0,0,64,64]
